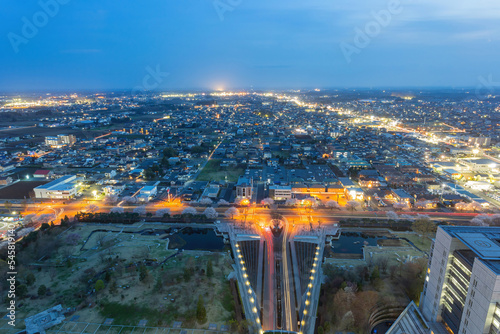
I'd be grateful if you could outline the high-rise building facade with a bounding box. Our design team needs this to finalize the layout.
[388,226,500,334]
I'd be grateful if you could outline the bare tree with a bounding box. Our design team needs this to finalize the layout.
[86,204,99,213]
[376,256,389,274]
[4,200,12,213]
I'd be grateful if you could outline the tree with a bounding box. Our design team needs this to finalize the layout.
[139,265,149,282]
[183,267,193,282]
[370,266,380,282]
[86,204,99,213]
[285,198,299,207]
[110,206,124,214]
[207,260,214,278]
[17,284,28,299]
[411,216,436,237]
[38,284,47,296]
[199,198,213,206]
[326,200,341,210]
[26,272,36,286]
[469,202,482,213]
[471,215,490,226]
[261,198,274,206]
[203,207,218,219]
[376,256,389,274]
[323,321,331,333]
[36,213,56,224]
[66,233,81,246]
[60,215,70,226]
[95,280,105,293]
[196,296,207,324]
[104,195,119,205]
[23,214,37,226]
[21,199,28,212]
[345,200,360,212]
[155,208,171,217]
[133,205,147,215]
[218,199,229,206]
[224,207,239,219]
[109,281,118,294]
[4,200,12,213]
[163,147,178,158]
[123,196,137,204]
[386,211,399,221]
[182,207,197,215]
[154,275,163,292]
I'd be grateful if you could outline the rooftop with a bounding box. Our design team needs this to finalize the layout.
[441,226,500,261]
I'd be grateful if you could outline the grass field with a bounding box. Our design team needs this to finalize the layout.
[0,180,47,199]
[196,160,245,182]
[1,224,236,330]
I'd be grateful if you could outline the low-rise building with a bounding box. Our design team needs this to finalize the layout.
[33,175,78,199]
[269,185,292,200]
[235,176,253,200]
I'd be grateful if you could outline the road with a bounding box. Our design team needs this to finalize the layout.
[3,200,489,226]
[262,228,275,330]
[281,217,295,331]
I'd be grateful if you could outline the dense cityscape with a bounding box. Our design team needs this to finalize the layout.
[3,0,500,333]
[0,89,499,334]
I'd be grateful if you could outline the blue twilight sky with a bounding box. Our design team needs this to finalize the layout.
[1,0,500,91]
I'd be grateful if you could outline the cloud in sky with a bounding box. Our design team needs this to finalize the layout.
[0,0,499,91]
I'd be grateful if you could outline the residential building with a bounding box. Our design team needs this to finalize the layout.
[45,134,76,147]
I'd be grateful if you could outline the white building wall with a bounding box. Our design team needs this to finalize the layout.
[420,228,467,323]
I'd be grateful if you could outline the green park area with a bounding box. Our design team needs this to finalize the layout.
[0,223,240,331]
[319,228,434,334]
[197,159,245,182]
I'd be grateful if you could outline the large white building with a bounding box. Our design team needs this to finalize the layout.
[45,134,76,147]
[462,158,499,173]
[388,226,500,334]
[269,185,292,200]
[34,175,78,199]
